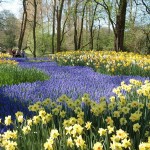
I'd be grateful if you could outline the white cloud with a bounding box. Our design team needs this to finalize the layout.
[0,0,22,18]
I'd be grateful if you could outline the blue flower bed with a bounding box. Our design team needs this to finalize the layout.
[0,60,149,133]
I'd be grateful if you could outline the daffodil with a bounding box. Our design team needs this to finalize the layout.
[107,126,114,134]
[15,111,23,118]
[133,123,141,132]
[110,141,123,150]
[120,117,127,125]
[98,128,107,136]
[27,119,32,126]
[17,115,24,123]
[105,117,114,126]
[72,124,83,137]
[4,116,12,126]
[85,121,92,130]
[93,142,103,150]
[22,126,31,135]
[67,137,74,148]
[32,115,41,125]
[74,135,86,149]
[65,126,73,135]
[129,113,141,122]
[39,110,47,117]
[4,140,17,150]
[121,106,130,114]
[116,129,128,139]
[50,129,59,139]
[139,142,150,150]
[60,111,66,118]
[113,111,120,118]
[44,137,54,150]
[121,139,131,148]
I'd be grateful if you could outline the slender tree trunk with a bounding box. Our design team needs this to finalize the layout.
[78,0,88,49]
[85,5,89,49]
[67,0,71,29]
[52,0,56,54]
[89,3,98,50]
[107,0,112,34]
[46,0,51,51]
[96,19,101,50]
[33,0,37,58]
[73,0,78,50]
[56,0,65,52]
[18,0,27,51]
[60,15,68,45]
[40,1,45,55]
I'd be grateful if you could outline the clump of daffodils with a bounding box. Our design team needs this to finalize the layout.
[0,79,150,149]
[0,52,12,59]
[0,52,18,65]
[52,50,150,76]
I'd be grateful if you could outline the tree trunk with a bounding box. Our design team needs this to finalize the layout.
[18,0,27,51]
[56,0,65,52]
[78,0,88,49]
[73,0,78,50]
[33,0,37,58]
[40,1,45,55]
[114,0,127,51]
[89,3,98,50]
[94,0,127,52]
[52,0,56,54]
[96,19,101,50]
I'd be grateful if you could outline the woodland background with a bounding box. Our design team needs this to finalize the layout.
[0,0,149,57]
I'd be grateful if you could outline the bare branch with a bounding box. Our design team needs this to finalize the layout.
[141,0,150,14]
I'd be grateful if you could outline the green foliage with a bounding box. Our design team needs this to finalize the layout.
[94,28,114,50]
[0,10,19,49]
[124,25,150,54]
[0,64,49,87]
[27,27,53,57]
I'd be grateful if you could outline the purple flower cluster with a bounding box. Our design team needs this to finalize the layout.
[0,60,149,132]
[1,61,149,102]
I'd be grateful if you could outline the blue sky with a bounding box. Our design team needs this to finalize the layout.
[0,0,21,18]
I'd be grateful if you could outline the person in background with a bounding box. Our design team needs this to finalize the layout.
[21,49,25,58]
[15,50,21,57]
[12,49,16,57]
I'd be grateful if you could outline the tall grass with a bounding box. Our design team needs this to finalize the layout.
[0,64,49,87]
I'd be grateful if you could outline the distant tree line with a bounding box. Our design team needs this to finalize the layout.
[0,0,149,57]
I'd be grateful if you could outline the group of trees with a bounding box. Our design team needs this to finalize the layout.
[0,10,19,51]
[0,0,149,57]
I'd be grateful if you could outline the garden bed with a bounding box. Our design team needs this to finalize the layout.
[0,53,150,150]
